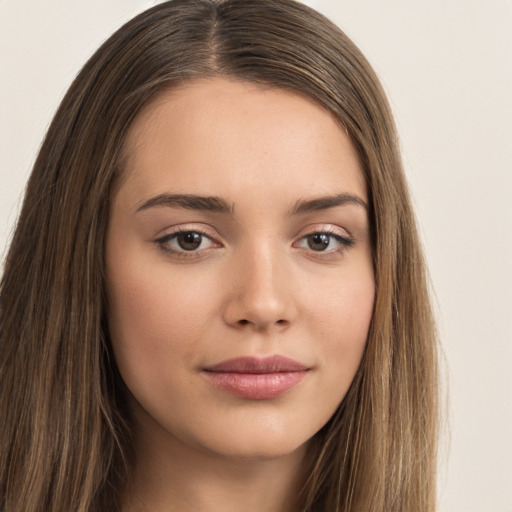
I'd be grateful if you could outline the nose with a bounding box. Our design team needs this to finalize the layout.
[222,242,297,332]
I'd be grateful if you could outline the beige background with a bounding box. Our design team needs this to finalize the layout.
[1,1,511,510]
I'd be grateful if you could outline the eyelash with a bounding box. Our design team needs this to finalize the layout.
[154,227,354,259]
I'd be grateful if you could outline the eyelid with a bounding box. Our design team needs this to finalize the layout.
[295,223,352,240]
[154,221,219,238]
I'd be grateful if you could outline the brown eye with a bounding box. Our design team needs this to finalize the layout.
[307,233,331,251]
[176,232,203,251]
[156,230,216,255]
[295,231,354,255]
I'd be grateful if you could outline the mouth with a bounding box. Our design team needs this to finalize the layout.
[202,355,310,400]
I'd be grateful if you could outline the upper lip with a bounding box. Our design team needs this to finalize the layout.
[203,355,309,374]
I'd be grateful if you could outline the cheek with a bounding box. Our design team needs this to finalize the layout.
[304,268,374,395]
[307,265,374,338]
[105,257,220,392]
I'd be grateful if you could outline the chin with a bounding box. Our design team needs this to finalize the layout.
[215,439,304,460]
[182,416,314,462]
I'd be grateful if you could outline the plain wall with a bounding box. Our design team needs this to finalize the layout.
[1,1,511,510]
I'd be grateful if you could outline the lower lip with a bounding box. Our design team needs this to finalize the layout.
[203,371,308,400]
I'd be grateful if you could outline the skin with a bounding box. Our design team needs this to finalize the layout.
[106,78,375,512]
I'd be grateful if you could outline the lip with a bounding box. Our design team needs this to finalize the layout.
[202,355,310,400]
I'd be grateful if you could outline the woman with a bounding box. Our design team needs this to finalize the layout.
[0,0,439,511]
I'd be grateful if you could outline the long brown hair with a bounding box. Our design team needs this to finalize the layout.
[0,1,438,510]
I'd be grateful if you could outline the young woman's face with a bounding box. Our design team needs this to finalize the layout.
[106,78,374,461]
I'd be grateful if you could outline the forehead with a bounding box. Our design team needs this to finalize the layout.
[119,77,367,209]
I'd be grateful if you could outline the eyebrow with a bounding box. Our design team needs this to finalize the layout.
[136,192,368,216]
[136,194,234,214]
[290,193,368,215]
